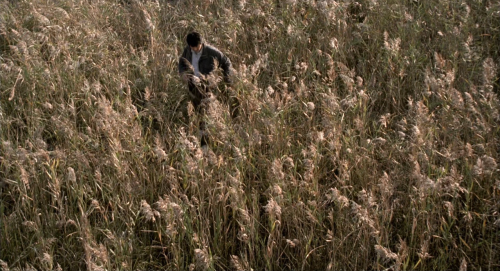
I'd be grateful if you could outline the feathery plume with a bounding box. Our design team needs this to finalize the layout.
[230,255,245,271]
[378,172,393,199]
[67,167,76,184]
[459,258,467,271]
[140,200,158,222]
[270,159,285,181]
[417,239,432,260]
[375,244,398,262]
[264,198,282,219]
[326,188,349,208]
[473,155,497,176]
[287,239,300,248]
[194,248,210,271]
[0,259,9,271]
[306,102,315,111]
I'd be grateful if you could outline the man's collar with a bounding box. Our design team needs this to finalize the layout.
[191,44,204,55]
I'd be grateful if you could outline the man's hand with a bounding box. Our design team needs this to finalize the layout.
[181,73,202,87]
[191,75,201,86]
[181,73,190,83]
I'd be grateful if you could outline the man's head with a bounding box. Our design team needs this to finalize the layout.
[186,31,203,53]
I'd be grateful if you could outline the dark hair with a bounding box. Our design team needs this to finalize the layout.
[186,32,202,47]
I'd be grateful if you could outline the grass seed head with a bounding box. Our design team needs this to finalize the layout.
[140,200,156,222]
[375,244,398,262]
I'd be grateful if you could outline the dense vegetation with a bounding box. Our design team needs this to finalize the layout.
[1,0,499,270]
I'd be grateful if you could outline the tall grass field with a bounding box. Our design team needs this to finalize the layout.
[1,0,499,270]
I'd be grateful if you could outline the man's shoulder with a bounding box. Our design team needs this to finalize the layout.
[203,44,222,55]
[203,43,217,50]
[180,46,191,57]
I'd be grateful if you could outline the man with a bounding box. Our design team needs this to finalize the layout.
[178,31,237,147]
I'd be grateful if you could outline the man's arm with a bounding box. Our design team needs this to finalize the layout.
[207,45,232,84]
[179,47,195,83]
[178,46,190,75]
[218,52,232,83]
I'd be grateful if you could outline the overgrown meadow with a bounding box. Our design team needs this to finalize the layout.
[1,0,499,270]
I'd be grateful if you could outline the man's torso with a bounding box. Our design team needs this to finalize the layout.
[183,44,218,76]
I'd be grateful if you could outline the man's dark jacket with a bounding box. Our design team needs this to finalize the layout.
[178,43,232,83]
